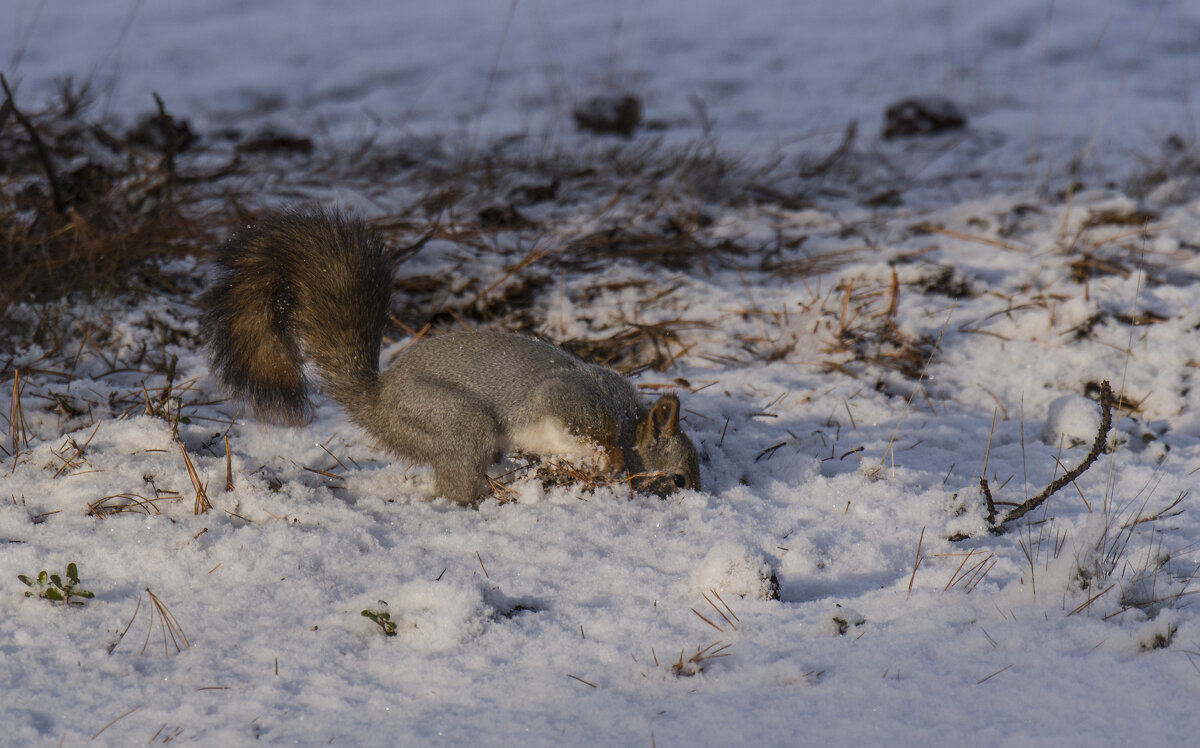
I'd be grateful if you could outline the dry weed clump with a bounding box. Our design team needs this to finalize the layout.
[364,137,763,343]
[0,77,239,316]
[562,319,702,375]
[669,641,731,677]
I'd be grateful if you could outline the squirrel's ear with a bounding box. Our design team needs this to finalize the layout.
[636,393,681,449]
[648,393,680,438]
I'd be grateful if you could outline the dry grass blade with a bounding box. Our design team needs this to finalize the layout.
[1067,584,1115,616]
[690,607,726,633]
[141,588,190,657]
[943,552,999,593]
[966,558,999,592]
[907,526,926,599]
[703,589,739,629]
[8,369,28,459]
[148,724,185,743]
[976,663,1014,685]
[178,440,212,514]
[302,465,341,480]
[915,223,1032,253]
[709,589,740,620]
[1120,491,1186,529]
[473,238,562,307]
[88,492,172,518]
[107,594,143,655]
[942,551,978,591]
[942,550,999,593]
[765,246,870,280]
[223,434,233,492]
[90,706,140,741]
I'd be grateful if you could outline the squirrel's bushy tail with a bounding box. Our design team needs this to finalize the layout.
[202,208,393,425]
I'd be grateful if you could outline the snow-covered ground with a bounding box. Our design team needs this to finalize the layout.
[9,0,1200,197]
[4,1,1200,745]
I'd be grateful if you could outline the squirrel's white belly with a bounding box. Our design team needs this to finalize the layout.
[506,418,604,464]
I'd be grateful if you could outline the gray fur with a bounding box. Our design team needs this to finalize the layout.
[201,208,701,505]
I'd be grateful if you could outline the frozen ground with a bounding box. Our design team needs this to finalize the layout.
[4,1,1200,745]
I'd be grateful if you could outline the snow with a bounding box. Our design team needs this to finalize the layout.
[4,0,1200,745]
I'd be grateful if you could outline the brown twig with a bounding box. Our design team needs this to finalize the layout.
[152,92,177,180]
[989,380,1113,531]
[224,434,233,491]
[0,73,65,214]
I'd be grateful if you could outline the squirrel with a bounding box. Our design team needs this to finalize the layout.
[201,208,701,505]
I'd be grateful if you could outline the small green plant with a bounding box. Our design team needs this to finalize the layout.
[18,562,95,605]
[361,601,397,636]
[1141,623,1178,651]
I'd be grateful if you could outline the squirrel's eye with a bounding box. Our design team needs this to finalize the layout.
[673,474,688,489]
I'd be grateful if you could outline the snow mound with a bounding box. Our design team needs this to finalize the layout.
[361,580,488,652]
[687,541,778,600]
[1039,394,1101,447]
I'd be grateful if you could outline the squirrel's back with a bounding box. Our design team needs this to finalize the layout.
[386,330,641,428]
[202,208,392,425]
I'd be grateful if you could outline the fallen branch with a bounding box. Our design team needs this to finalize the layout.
[985,380,1113,532]
[981,474,996,526]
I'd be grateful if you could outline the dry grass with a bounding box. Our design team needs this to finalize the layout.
[562,319,702,375]
[670,641,732,677]
[486,454,627,500]
[141,588,191,656]
[938,550,999,593]
[0,77,236,315]
[1084,489,1195,620]
[107,587,190,657]
[690,589,740,633]
[178,440,211,515]
[87,492,176,518]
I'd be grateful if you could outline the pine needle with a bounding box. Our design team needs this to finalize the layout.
[178,440,211,514]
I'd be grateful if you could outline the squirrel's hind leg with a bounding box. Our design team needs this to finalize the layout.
[368,380,500,506]
[430,446,494,507]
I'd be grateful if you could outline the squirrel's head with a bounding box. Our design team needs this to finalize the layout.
[631,393,701,496]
